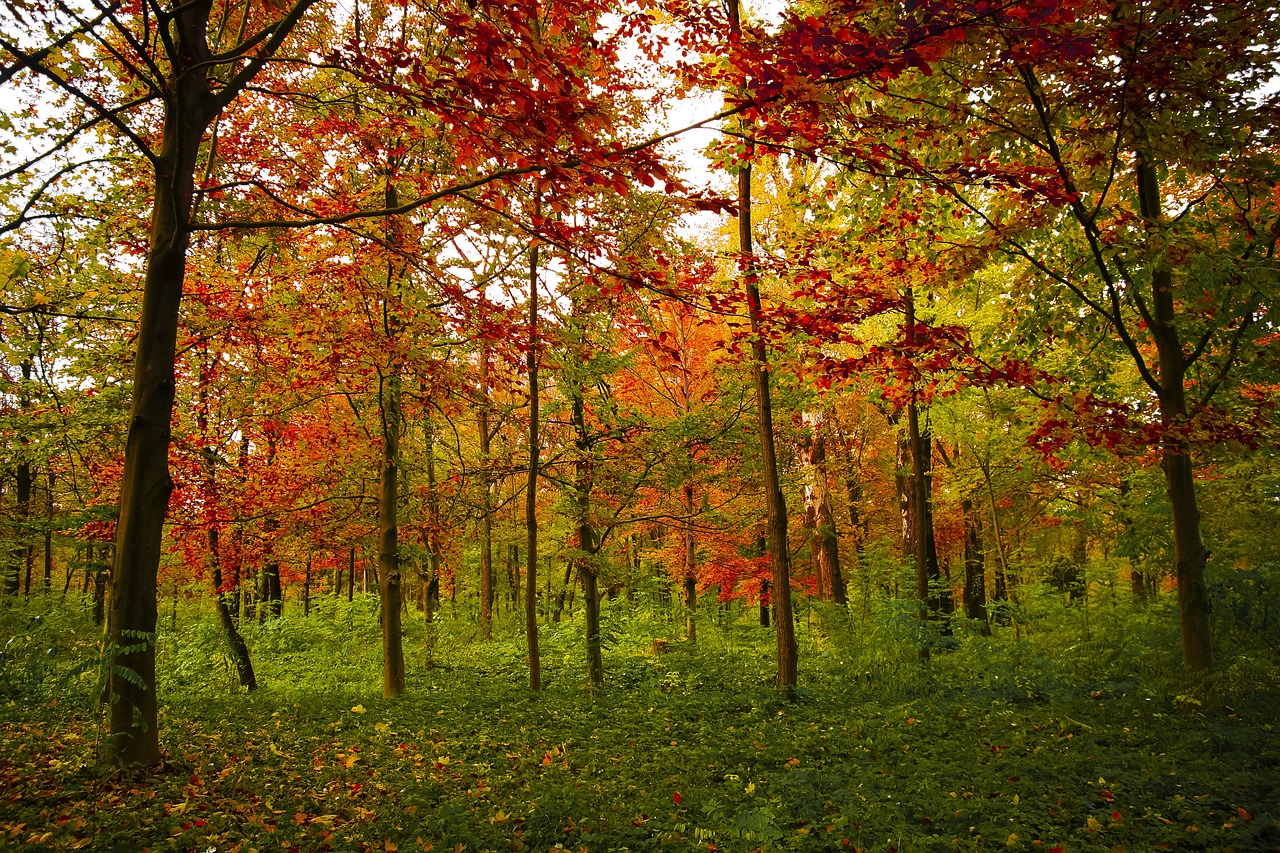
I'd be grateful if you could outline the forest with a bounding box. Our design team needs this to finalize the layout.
[1,0,1279,849]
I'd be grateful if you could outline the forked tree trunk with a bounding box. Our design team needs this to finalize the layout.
[1136,154,1212,673]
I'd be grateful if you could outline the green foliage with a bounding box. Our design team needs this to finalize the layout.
[1,587,1278,852]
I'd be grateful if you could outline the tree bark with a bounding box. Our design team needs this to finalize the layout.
[525,231,542,692]
[730,0,796,687]
[802,418,846,605]
[478,348,494,641]
[569,376,604,686]
[378,370,405,698]
[683,484,698,644]
[107,34,221,763]
[961,497,989,632]
[209,526,256,689]
[1136,154,1212,673]
[9,363,32,596]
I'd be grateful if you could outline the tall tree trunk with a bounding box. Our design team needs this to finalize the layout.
[347,544,355,602]
[43,470,54,592]
[478,348,494,641]
[525,231,542,691]
[424,414,443,619]
[1137,154,1212,673]
[730,0,797,687]
[261,432,283,620]
[303,553,311,617]
[904,290,947,622]
[378,370,405,698]
[570,382,603,686]
[11,364,32,596]
[107,41,222,762]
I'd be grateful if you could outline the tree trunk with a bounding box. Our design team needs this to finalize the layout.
[378,370,405,698]
[525,232,542,692]
[208,526,256,690]
[304,554,312,617]
[12,414,31,596]
[569,377,603,686]
[1137,154,1212,673]
[478,348,494,641]
[730,0,797,687]
[43,470,54,592]
[92,545,108,626]
[261,559,282,620]
[759,578,771,628]
[196,371,255,689]
[683,481,698,644]
[961,497,989,633]
[107,42,223,762]
[802,418,846,605]
[347,544,355,602]
[424,414,443,622]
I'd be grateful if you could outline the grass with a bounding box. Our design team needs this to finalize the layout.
[1,589,1278,852]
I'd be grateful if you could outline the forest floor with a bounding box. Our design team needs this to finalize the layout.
[1,593,1278,853]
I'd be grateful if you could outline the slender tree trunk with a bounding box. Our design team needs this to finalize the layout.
[1136,154,1212,673]
[347,544,355,602]
[197,373,255,689]
[1118,479,1145,597]
[525,231,542,692]
[683,484,698,644]
[569,379,604,686]
[730,0,796,686]
[424,414,443,622]
[43,470,54,592]
[961,497,990,633]
[478,348,494,641]
[261,559,282,620]
[378,370,405,698]
[979,453,1011,621]
[209,526,256,689]
[92,545,108,626]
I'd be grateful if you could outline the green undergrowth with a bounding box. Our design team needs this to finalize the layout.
[1,591,1278,853]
